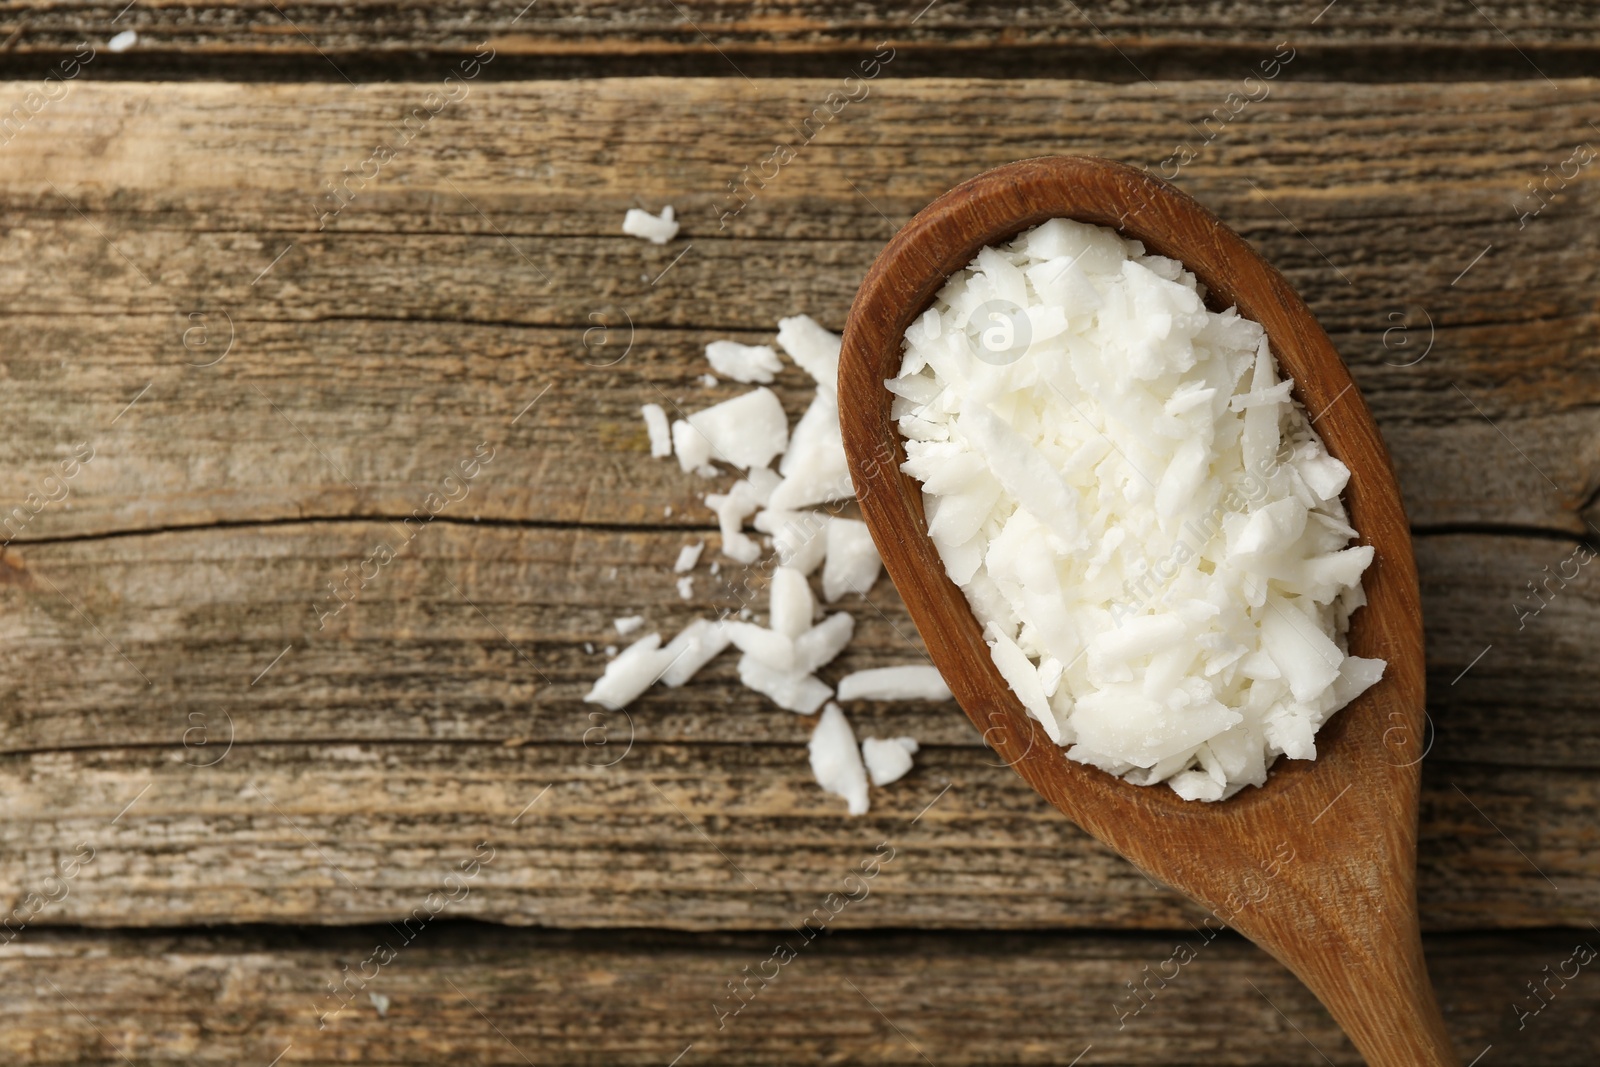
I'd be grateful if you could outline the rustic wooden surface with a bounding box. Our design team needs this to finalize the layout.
[3,928,1598,1065]
[6,2,1600,80]
[0,9,1596,1063]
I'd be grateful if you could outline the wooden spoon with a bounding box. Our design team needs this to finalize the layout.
[838,156,1456,1066]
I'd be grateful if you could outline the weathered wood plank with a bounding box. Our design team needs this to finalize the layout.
[0,741,1592,930]
[1,927,1591,1065]
[0,80,1595,539]
[0,525,1593,766]
[7,313,1599,541]
[1419,534,1600,760]
[8,1,1600,65]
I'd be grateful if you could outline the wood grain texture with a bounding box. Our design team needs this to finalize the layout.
[6,1,1600,65]
[0,525,1593,766]
[0,744,1592,930]
[0,80,1595,539]
[1,927,1594,1066]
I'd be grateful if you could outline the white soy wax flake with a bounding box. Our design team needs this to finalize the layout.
[622,205,678,244]
[671,419,712,474]
[768,566,815,638]
[822,518,882,601]
[861,736,919,787]
[724,621,796,673]
[706,340,783,384]
[809,702,869,814]
[704,479,767,563]
[896,218,1382,801]
[640,403,672,457]
[658,619,733,688]
[776,314,842,387]
[584,633,667,710]
[793,613,855,674]
[756,508,830,574]
[739,655,831,714]
[685,388,789,471]
[837,666,952,702]
[768,389,852,510]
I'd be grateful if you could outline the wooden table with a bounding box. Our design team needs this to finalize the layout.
[0,4,1596,1064]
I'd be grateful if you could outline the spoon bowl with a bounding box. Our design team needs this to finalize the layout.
[839,156,1456,1066]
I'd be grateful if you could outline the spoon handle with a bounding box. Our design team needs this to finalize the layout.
[1295,928,1459,1066]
